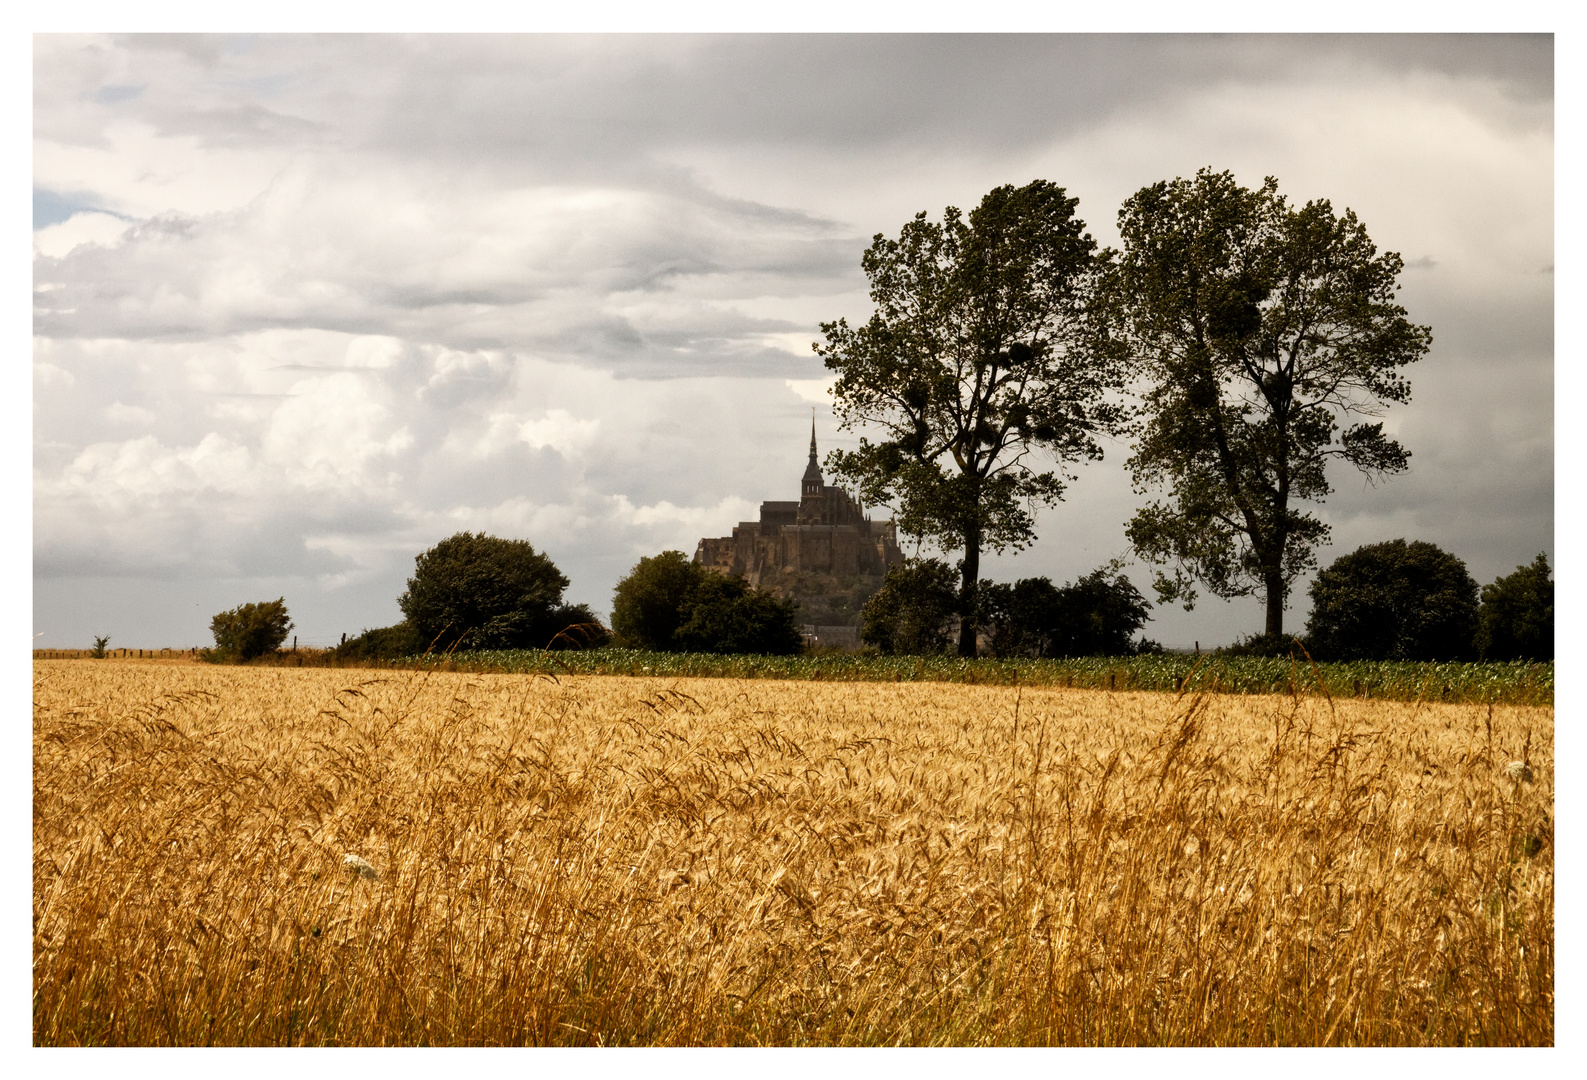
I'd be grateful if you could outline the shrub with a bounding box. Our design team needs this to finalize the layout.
[1305,540,1479,661]
[334,621,431,662]
[90,635,110,659]
[980,578,1063,658]
[1477,553,1553,661]
[983,569,1153,658]
[539,604,612,650]
[860,558,960,656]
[210,598,293,662]
[398,532,579,651]
[1057,569,1153,656]
[611,551,802,655]
[1217,632,1309,659]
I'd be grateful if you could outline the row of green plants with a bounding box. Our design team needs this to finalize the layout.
[388,646,1552,705]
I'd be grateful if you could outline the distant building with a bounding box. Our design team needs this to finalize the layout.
[694,421,902,645]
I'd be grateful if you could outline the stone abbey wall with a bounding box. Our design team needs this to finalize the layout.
[693,424,902,630]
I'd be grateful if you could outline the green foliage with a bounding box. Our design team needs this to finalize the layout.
[1477,553,1553,661]
[817,180,1127,655]
[1108,168,1432,637]
[334,621,431,662]
[209,598,293,662]
[611,551,802,655]
[1052,570,1151,658]
[90,635,110,659]
[981,568,1153,658]
[674,573,804,656]
[860,557,960,655]
[980,577,1062,658]
[611,551,700,650]
[331,614,603,665]
[398,532,579,651]
[409,648,1553,706]
[540,605,611,650]
[1305,540,1479,661]
[1216,632,1308,658]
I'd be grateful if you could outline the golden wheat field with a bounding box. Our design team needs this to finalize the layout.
[32,658,1552,1046]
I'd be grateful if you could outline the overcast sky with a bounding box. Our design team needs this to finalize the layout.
[31,33,1553,651]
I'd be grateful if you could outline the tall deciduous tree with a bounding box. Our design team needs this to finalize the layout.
[817,181,1125,656]
[1108,169,1431,637]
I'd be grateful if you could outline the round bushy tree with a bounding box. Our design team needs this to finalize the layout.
[398,532,577,651]
[612,551,802,655]
[1304,540,1478,661]
[860,557,960,655]
[1050,569,1153,657]
[210,598,293,661]
[1477,553,1553,661]
[611,551,701,650]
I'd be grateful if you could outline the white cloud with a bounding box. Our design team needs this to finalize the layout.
[518,409,600,458]
[35,118,296,220]
[33,157,852,376]
[346,336,409,371]
[785,376,837,404]
[51,432,256,501]
[623,494,758,530]
[102,401,156,427]
[33,361,76,391]
[33,211,130,258]
[261,373,414,491]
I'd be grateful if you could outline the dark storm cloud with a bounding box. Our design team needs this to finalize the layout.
[54,35,1553,175]
[380,35,1539,151]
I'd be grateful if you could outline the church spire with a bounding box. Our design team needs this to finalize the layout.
[802,412,824,499]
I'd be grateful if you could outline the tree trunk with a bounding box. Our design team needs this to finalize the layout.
[958,534,981,657]
[1264,571,1285,638]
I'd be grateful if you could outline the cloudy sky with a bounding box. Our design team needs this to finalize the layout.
[31,33,1553,651]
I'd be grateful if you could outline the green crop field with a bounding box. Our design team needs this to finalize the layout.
[381,648,1553,707]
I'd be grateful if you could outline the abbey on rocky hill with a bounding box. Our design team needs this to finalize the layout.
[694,421,901,636]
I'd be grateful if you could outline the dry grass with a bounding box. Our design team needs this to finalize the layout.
[33,659,1552,1045]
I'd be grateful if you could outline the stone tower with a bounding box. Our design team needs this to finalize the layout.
[692,421,903,645]
[801,417,824,500]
